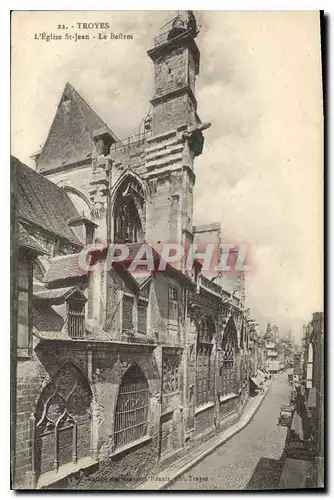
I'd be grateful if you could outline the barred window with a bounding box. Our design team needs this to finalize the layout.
[114,365,149,450]
[162,350,181,394]
[67,298,85,339]
[168,285,178,333]
[34,363,92,478]
[196,316,215,407]
[221,341,236,396]
[220,316,237,396]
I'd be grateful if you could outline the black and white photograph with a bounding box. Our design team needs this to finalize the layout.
[10,10,324,491]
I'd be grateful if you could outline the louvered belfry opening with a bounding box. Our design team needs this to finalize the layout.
[114,365,149,450]
[67,298,85,339]
[113,178,145,244]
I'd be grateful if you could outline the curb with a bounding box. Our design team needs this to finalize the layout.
[135,381,272,490]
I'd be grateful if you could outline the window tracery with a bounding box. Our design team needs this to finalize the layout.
[34,363,92,477]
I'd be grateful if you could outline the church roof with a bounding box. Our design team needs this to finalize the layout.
[18,222,48,254]
[13,156,83,246]
[36,83,120,173]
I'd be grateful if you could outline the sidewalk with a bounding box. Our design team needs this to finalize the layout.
[135,382,272,490]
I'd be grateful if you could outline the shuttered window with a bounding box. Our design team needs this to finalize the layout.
[168,285,178,333]
[122,294,134,334]
[17,254,32,357]
[138,299,148,335]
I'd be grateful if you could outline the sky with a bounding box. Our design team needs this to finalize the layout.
[11,11,323,341]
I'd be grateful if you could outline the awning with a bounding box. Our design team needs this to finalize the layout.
[250,376,261,389]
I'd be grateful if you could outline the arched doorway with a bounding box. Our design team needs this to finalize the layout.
[114,364,149,450]
[34,362,92,478]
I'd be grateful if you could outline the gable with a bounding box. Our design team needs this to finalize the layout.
[36,83,119,173]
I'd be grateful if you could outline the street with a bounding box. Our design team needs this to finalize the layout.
[168,371,290,490]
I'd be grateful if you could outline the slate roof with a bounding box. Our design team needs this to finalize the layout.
[18,222,48,254]
[36,83,120,173]
[43,253,88,283]
[33,285,86,305]
[68,84,119,141]
[33,304,66,337]
[13,156,83,246]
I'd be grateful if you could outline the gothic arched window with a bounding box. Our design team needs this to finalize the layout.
[196,315,215,407]
[113,178,145,244]
[34,363,92,479]
[221,317,237,396]
[114,365,149,450]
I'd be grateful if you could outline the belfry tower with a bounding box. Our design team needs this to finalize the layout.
[145,12,210,251]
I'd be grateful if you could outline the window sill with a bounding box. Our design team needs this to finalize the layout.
[37,456,98,489]
[109,435,152,459]
[195,401,215,415]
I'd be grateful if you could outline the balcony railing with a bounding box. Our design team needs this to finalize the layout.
[200,275,223,297]
[110,131,152,153]
[199,275,240,307]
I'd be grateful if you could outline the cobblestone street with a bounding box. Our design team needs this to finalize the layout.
[168,372,290,490]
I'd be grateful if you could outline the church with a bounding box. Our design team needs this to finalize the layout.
[11,12,255,489]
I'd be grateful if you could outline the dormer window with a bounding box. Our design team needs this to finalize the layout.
[67,297,85,339]
[93,129,114,157]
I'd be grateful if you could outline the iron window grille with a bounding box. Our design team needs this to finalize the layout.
[114,365,149,450]
[162,351,181,394]
[67,298,85,339]
[34,363,92,478]
[221,341,236,396]
[196,316,215,407]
